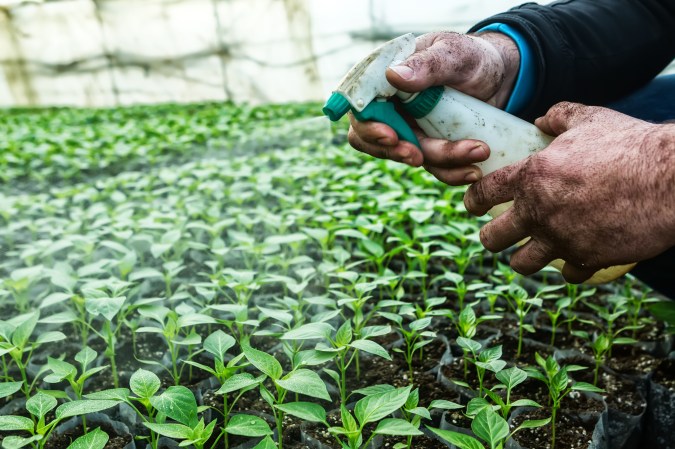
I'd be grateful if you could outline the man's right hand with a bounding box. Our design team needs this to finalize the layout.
[347,31,521,185]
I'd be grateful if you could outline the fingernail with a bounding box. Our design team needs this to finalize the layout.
[469,144,488,160]
[464,171,479,182]
[377,136,394,145]
[390,65,414,80]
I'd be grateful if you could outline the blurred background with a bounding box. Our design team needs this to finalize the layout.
[0,0,551,107]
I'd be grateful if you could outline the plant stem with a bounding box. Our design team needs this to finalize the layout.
[551,406,558,449]
[104,322,119,388]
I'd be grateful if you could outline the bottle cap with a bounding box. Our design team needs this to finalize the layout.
[403,86,444,118]
[322,93,351,121]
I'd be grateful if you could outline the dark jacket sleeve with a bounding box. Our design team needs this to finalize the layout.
[469,0,675,121]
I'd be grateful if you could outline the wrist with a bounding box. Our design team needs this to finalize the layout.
[473,31,520,109]
[649,123,675,245]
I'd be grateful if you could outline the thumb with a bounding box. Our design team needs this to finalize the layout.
[385,33,484,93]
[534,102,600,136]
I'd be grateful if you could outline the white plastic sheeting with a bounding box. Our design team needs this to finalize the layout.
[0,0,671,107]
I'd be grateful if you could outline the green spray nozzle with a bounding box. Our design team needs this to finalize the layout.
[322,93,420,148]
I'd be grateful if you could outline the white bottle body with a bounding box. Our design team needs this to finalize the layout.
[408,86,553,175]
[404,86,633,284]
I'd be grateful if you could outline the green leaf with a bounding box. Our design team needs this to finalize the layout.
[203,330,236,362]
[1,435,44,449]
[264,233,308,246]
[128,267,163,282]
[45,357,77,382]
[341,403,358,432]
[409,318,431,331]
[0,381,23,399]
[613,337,638,345]
[130,369,161,399]
[26,392,57,420]
[281,322,333,340]
[352,384,395,397]
[0,416,34,431]
[252,436,277,449]
[84,388,131,402]
[572,382,604,393]
[143,423,192,439]
[276,369,330,401]
[456,337,481,354]
[471,409,509,449]
[354,385,412,425]
[495,367,528,391]
[56,400,120,419]
[466,397,492,417]
[275,402,327,424]
[335,321,353,346]
[374,418,423,436]
[513,418,551,432]
[293,349,335,367]
[258,306,293,326]
[478,345,502,363]
[150,386,198,427]
[66,427,109,449]
[647,301,675,326]
[216,373,262,395]
[243,344,283,380]
[349,339,391,360]
[359,325,392,339]
[225,414,273,437]
[511,399,541,408]
[75,347,98,368]
[426,427,483,449]
[429,399,463,410]
[35,331,67,345]
[84,295,126,321]
[11,311,38,348]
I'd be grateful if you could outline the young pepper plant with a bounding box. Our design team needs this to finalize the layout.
[455,337,506,397]
[328,385,422,449]
[525,353,603,449]
[184,330,260,449]
[428,407,550,449]
[0,311,66,397]
[378,309,435,383]
[242,343,331,449]
[284,320,391,405]
[0,391,120,449]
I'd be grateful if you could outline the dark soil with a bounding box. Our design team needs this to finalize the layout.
[390,434,449,449]
[511,408,600,449]
[603,345,661,377]
[43,422,132,449]
[652,359,675,390]
[567,366,646,415]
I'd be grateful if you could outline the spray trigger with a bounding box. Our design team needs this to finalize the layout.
[352,101,420,148]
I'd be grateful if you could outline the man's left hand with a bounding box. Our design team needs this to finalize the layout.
[463,102,675,283]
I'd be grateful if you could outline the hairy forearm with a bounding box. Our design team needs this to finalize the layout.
[650,123,675,245]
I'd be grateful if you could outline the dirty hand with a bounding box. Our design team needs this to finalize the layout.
[464,102,675,283]
[348,31,520,185]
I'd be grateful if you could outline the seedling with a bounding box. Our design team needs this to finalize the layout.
[328,385,421,449]
[455,338,506,396]
[0,311,66,397]
[525,353,603,449]
[289,320,391,404]
[0,391,120,449]
[379,310,435,383]
[428,406,550,449]
[242,343,331,449]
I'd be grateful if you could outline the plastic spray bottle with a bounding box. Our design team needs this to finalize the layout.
[322,33,633,284]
